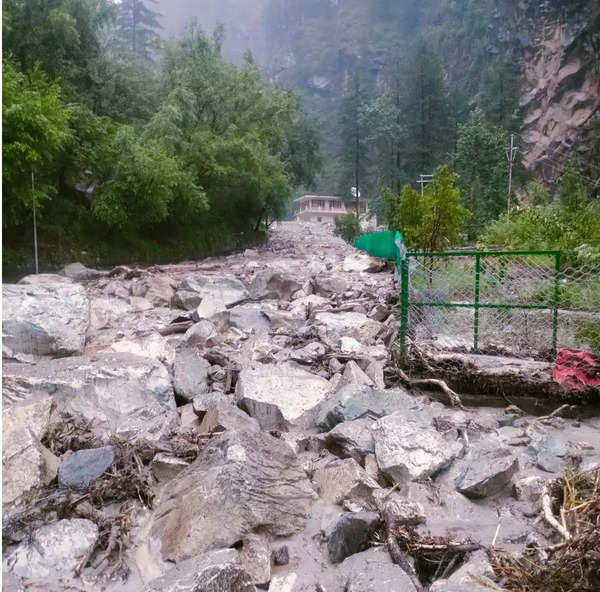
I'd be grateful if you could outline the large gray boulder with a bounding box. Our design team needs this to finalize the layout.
[61,262,106,281]
[250,270,301,301]
[312,457,380,505]
[144,549,255,592]
[326,512,380,563]
[2,396,58,511]
[235,362,331,430]
[230,304,271,333]
[324,418,375,463]
[3,278,89,358]
[339,548,418,592]
[131,274,177,306]
[313,274,350,297]
[3,352,177,442]
[314,311,382,345]
[4,519,98,579]
[150,430,314,562]
[179,275,249,309]
[372,411,464,484]
[316,385,416,432]
[455,448,519,499]
[173,349,210,402]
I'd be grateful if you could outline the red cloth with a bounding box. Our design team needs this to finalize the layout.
[552,348,600,391]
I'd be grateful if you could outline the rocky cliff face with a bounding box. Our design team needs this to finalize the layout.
[519,5,600,181]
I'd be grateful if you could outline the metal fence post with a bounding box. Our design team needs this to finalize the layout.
[552,251,561,354]
[474,253,481,353]
[400,253,410,361]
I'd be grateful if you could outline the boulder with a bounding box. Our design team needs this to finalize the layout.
[314,312,382,345]
[250,270,302,301]
[240,534,272,586]
[315,384,416,431]
[3,280,89,358]
[290,342,327,364]
[339,548,418,592]
[2,397,58,510]
[171,290,202,311]
[4,519,98,579]
[324,418,375,463]
[342,254,386,273]
[108,332,175,369]
[192,296,230,331]
[372,411,464,484]
[184,320,218,347]
[429,550,497,592]
[3,353,177,442]
[341,360,374,387]
[378,496,426,526]
[150,430,314,561]
[365,360,385,389]
[61,262,105,281]
[58,446,115,489]
[180,275,249,308]
[150,453,190,483]
[131,275,176,306]
[192,391,228,419]
[144,549,254,592]
[313,274,350,297]
[235,362,331,430]
[367,303,389,322]
[326,512,380,563]
[173,349,210,402]
[199,400,261,434]
[89,297,131,330]
[456,448,519,499]
[312,457,380,505]
[230,304,271,333]
[513,475,546,504]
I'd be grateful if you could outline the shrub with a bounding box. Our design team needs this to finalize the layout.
[334,212,361,244]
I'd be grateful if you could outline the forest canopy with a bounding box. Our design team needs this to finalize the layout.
[2,0,322,273]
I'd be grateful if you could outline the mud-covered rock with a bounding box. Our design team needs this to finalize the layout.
[3,353,177,442]
[2,397,58,510]
[144,549,255,592]
[3,278,89,359]
[326,511,380,563]
[150,430,314,561]
[4,519,98,579]
[372,411,464,484]
[456,448,519,499]
[235,362,331,430]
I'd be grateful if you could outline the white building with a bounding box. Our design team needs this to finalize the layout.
[293,195,368,223]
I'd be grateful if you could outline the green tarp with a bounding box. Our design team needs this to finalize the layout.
[353,230,404,260]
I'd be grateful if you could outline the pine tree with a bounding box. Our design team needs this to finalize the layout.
[339,70,370,212]
[116,0,163,61]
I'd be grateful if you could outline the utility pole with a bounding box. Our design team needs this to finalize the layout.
[506,133,518,217]
[417,174,433,195]
[31,170,39,274]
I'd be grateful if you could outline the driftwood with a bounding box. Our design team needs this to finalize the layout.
[158,320,193,336]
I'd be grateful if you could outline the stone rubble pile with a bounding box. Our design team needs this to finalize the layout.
[2,222,600,592]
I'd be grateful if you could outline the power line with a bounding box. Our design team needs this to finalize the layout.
[505,133,518,217]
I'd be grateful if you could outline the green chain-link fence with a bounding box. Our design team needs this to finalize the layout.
[398,250,600,360]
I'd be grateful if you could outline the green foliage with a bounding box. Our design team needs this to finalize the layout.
[575,322,600,353]
[91,126,207,231]
[383,165,470,251]
[334,212,361,244]
[480,195,600,266]
[2,60,72,225]
[454,109,509,238]
[479,57,521,129]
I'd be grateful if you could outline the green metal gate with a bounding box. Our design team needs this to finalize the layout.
[398,250,561,358]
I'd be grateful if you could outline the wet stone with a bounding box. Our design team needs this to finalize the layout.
[58,446,115,489]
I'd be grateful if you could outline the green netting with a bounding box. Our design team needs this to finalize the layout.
[353,230,403,260]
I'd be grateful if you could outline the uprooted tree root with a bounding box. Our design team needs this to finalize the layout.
[492,468,600,592]
[4,414,209,582]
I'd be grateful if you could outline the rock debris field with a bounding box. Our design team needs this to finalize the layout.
[3,222,600,592]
